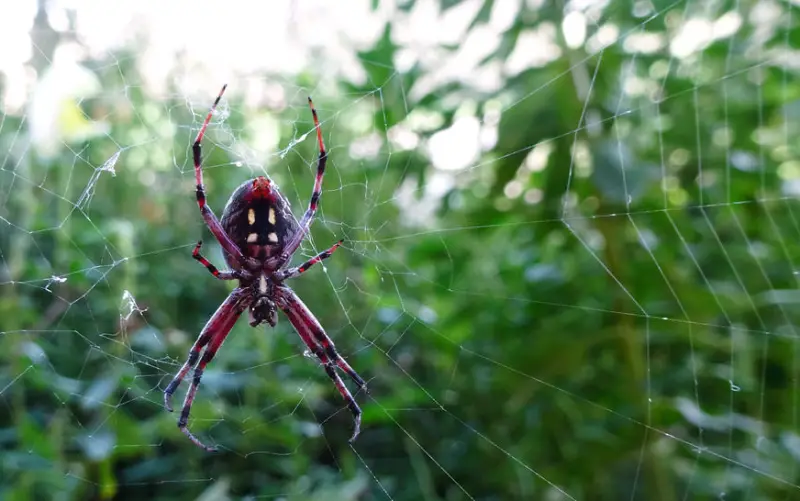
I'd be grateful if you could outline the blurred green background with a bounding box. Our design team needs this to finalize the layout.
[2,0,800,500]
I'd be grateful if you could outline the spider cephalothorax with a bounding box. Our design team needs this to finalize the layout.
[163,85,366,451]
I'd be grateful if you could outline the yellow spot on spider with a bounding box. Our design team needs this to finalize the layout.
[268,232,278,243]
[247,233,258,243]
[268,207,276,224]
[248,208,256,225]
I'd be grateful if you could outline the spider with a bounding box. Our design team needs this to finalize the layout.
[163,85,367,452]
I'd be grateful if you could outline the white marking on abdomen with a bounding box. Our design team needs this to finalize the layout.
[268,207,276,224]
[247,233,258,243]
[268,232,278,243]
[248,208,256,225]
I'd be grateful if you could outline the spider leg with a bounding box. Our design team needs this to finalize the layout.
[277,285,367,390]
[322,364,362,442]
[275,239,343,281]
[193,85,247,266]
[277,285,366,442]
[273,97,328,268]
[192,241,240,280]
[164,288,248,451]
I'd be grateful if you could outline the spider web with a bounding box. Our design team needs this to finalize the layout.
[1,0,799,499]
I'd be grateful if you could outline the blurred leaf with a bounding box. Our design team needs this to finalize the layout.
[81,375,117,411]
[18,417,57,460]
[590,139,659,205]
[1,450,53,471]
[196,477,231,501]
[77,428,116,461]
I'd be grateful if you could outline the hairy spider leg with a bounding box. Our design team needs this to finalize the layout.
[162,289,245,411]
[278,285,366,389]
[192,241,240,280]
[273,97,328,269]
[166,87,367,450]
[192,84,247,265]
[275,239,343,281]
[164,288,248,451]
[278,286,366,442]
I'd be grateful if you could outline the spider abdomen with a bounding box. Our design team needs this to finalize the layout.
[220,176,298,266]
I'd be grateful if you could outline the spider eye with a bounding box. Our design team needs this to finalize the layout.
[252,176,271,192]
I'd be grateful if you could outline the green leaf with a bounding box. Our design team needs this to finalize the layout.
[590,139,659,205]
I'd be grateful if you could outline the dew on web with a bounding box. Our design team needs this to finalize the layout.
[43,274,67,291]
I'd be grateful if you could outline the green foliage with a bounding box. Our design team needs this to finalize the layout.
[2,1,800,500]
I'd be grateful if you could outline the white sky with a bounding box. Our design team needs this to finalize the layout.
[0,0,750,174]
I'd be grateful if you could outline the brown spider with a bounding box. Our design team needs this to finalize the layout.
[163,85,367,452]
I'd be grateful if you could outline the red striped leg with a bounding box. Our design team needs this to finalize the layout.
[164,288,248,451]
[274,97,328,267]
[277,285,365,442]
[275,240,343,281]
[192,85,246,265]
[192,241,239,280]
